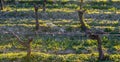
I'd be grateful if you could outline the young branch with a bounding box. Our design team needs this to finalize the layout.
[10,31,26,47]
[8,30,33,56]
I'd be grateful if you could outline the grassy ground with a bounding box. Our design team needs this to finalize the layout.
[0,1,120,62]
[0,52,120,62]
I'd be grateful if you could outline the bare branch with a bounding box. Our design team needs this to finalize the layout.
[8,30,26,47]
[8,30,33,56]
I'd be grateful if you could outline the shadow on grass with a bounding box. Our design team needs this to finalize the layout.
[0,10,119,24]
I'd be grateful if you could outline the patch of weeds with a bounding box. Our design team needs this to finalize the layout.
[104,27,114,32]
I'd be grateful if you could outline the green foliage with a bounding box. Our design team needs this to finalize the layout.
[0,1,120,62]
[104,28,114,32]
[0,52,120,62]
[84,40,97,46]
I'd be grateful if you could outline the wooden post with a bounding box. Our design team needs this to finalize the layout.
[34,4,39,31]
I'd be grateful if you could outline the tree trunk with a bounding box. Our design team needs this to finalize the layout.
[80,0,83,9]
[34,4,39,31]
[78,10,89,32]
[97,35,104,60]
[78,12,105,60]
[0,0,4,10]
[78,0,105,60]
[89,34,105,60]
[26,39,32,57]
[43,0,46,12]
[78,8,104,61]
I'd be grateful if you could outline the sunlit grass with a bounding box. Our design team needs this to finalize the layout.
[0,52,120,62]
[0,44,12,50]
[3,7,120,14]
[0,1,120,62]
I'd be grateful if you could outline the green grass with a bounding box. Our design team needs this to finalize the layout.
[0,52,120,62]
[0,1,120,62]
[0,34,119,54]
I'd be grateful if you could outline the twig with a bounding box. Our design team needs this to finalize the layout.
[8,30,33,56]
